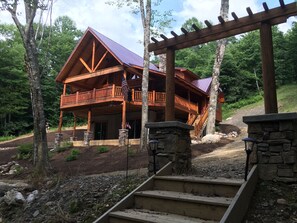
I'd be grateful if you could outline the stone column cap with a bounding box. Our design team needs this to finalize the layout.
[145,121,194,130]
[243,112,297,124]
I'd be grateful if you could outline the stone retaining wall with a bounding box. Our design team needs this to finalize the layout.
[145,121,193,175]
[243,113,297,182]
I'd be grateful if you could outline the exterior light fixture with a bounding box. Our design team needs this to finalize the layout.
[243,137,256,181]
[149,139,159,174]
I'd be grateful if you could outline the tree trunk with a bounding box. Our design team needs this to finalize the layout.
[140,0,151,151]
[206,0,229,134]
[5,0,49,174]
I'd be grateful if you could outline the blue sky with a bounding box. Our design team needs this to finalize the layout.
[0,0,296,56]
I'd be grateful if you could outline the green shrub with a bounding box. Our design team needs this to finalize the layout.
[57,141,73,153]
[71,149,80,156]
[65,149,80,162]
[17,143,33,160]
[96,146,109,154]
[66,154,77,162]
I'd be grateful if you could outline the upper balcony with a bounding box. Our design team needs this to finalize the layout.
[60,85,198,115]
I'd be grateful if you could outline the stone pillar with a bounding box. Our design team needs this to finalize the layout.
[119,129,128,147]
[84,131,93,146]
[145,121,193,175]
[54,133,63,149]
[243,113,297,182]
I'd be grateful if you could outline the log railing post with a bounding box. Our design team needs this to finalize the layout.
[112,84,115,98]
[76,91,79,104]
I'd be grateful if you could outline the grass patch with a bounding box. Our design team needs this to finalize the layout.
[0,135,16,142]
[17,143,33,160]
[223,93,263,120]
[96,146,109,154]
[276,84,297,113]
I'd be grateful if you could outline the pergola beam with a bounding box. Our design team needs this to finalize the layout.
[149,2,297,55]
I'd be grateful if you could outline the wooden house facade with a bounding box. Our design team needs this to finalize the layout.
[55,27,224,140]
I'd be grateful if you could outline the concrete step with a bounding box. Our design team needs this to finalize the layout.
[134,190,232,221]
[154,176,242,197]
[109,209,218,223]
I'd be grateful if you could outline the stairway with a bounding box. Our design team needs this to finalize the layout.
[96,173,243,223]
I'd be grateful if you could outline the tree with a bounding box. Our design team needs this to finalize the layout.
[0,24,31,136]
[39,16,83,127]
[106,0,172,150]
[206,0,229,134]
[1,0,50,174]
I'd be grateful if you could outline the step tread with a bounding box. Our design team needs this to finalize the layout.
[110,209,218,223]
[135,190,232,206]
[154,176,243,186]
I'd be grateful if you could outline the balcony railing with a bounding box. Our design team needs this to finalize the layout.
[61,85,198,114]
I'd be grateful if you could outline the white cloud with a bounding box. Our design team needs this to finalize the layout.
[0,0,144,56]
[51,0,144,56]
[174,0,259,31]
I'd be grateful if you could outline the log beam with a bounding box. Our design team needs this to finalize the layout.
[165,48,175,121]
[260,22,278,114]
[64,65,123,84]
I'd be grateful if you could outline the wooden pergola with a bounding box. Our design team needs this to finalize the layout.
[148,1,297,121]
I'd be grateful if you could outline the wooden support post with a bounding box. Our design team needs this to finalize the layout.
[87,109,92,132]
[63,84,67,95]
[165,48,175,121]
[260,22,278,114]
[122,71,127,129]
[122,101,127,129]
[73,113,77,138]
[58,111,63,133]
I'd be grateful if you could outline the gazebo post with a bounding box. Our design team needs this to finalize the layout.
[165,48,175,121]
[260,22,278,114]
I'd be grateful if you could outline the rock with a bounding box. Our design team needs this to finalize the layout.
[4,190,25,205]
[277,198,287,205]
[201,134,221,144]
[33,210,39,217]
[26,190,39,203]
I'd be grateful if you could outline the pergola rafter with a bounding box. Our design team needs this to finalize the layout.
[149,1,297,55]
[148,1,297,120]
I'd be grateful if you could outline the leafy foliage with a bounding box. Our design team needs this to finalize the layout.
[0,17,82,136]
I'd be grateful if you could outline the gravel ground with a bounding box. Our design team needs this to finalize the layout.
[191,133,297,223]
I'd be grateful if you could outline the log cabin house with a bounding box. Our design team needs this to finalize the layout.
[55,27,224,142]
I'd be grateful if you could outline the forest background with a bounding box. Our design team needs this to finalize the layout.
[1,16,297,136]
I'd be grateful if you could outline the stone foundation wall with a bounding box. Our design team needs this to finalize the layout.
[84,131,93,146]
[118,129,128,147]
[145,121,193,175]
[54,133,63,149]
[243,113,297,182]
